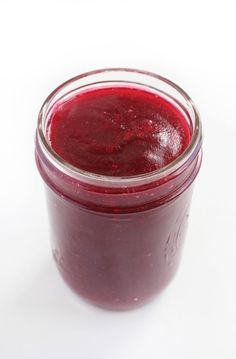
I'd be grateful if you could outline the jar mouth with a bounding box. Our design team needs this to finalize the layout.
[37,68,202,187]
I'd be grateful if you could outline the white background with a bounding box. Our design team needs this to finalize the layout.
[0,0,236,358]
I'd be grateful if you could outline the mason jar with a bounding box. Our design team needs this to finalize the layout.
[35,68,202,310]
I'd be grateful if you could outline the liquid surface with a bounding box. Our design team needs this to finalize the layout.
[48,86,191,176]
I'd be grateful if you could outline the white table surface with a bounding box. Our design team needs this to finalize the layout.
[0,1,236,358]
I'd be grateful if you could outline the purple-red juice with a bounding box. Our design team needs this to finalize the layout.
[36,85,199,310]
[49,87,191,176]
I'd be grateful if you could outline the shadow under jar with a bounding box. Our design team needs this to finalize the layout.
[35,68,202,310]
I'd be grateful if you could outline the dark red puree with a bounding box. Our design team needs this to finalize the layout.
[43,86,193,310]
[48,87,190,176]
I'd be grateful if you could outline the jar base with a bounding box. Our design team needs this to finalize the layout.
[55,261,177,311]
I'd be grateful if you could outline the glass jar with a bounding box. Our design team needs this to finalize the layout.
[35,68,202,310]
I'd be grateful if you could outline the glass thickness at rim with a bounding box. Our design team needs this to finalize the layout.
[37,68,202,186]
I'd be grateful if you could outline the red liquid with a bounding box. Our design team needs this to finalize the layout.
[48,87,191,176]
[36,86,199,310]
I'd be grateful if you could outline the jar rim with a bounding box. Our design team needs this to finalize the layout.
[37,68,202,186]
